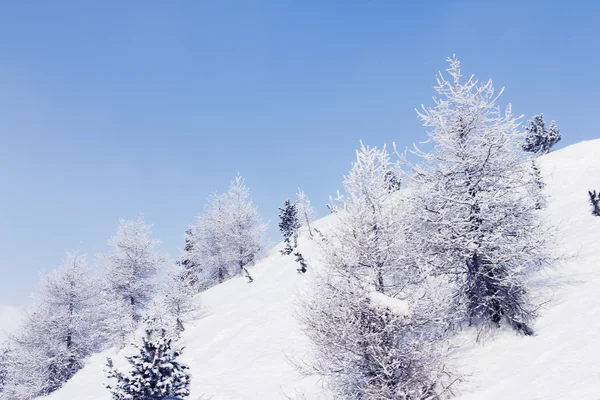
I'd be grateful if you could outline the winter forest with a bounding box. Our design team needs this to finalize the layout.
[5,55,595,400]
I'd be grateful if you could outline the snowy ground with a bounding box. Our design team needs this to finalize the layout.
[43,140,600,400]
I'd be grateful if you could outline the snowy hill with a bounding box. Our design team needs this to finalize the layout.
[43,140,600,400]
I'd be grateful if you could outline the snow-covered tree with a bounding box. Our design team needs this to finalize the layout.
[3,253,104,399]
[106,329,190,400]
[521,114,561,154]
[279,199,301,255]
[589,190,600,216]
[175,228,202,290]
[296,189,317,238]
[194,175,267,284]
[100,215,165,341]
[146,265,198,339]
[401,56,551,335]
[327,142,405,293]
[297,143,455,399]
[298,280,454,399]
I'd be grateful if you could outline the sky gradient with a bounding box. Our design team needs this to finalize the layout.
[1,0,599,305]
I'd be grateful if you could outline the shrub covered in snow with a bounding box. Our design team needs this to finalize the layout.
[105,330,190,400]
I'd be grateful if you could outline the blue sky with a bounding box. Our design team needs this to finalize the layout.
[1,1,598,305]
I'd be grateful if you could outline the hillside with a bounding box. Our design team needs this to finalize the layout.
[43,140,600,400]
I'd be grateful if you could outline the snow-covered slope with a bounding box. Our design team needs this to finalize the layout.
[44,140,600,400]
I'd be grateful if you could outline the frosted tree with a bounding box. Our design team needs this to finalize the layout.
[295,189,317,238]
[194,175,267,284]
[0,347,9,396]
[106,329,190,400]
[297,143,455,399]
[175,228,202,290]
[3,253,105,399]
[279,199,301,255]
[401,56,551,335]
[101,215,165,340]
[146,265,198,339]
[521,114,561,154]
[327,142,405,293]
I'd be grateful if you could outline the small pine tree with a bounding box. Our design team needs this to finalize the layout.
[522,114,562,154]
[279,200,301,255]
[293,252,307,273]
[589,190,600,216]
[106,329,190,400]
[175,228,202,290]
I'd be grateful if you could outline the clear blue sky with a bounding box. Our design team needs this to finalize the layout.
[1,1,598,306]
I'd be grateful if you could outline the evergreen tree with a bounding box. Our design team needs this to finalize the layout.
[278,200,301,255]
[402,56,551,334]
[293,252,307,273]
[522,114,562,154]
[384,169,402,192]
[106,329,190,400]
[175,228,202,290]
[589,190,600,216]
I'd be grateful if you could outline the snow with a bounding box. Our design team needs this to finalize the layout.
[42,139,600,400]
[368,292,410,317]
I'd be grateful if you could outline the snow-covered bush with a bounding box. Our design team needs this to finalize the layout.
[521,114,562,154]
[105,329,190,400]
[298,274,455,399]
[400,56,551,335]
[2,253,105,399]
[589,190,600,216]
